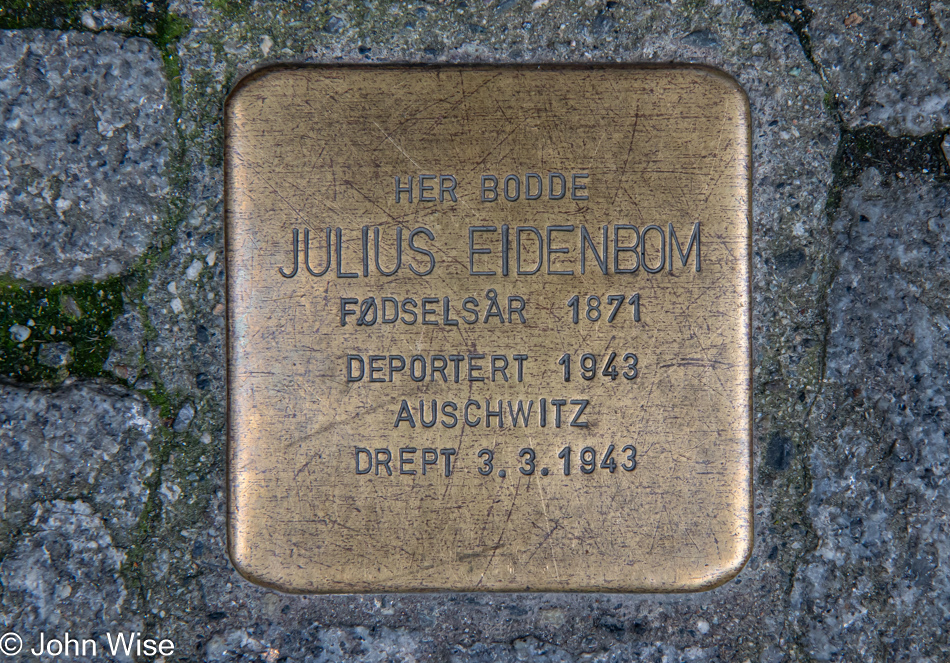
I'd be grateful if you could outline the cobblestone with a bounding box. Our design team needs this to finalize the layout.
[0,30,171,285]
[808,0,950,135]
[0,380,156,547]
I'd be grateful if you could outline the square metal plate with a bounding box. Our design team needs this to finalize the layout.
[225,65,752,593]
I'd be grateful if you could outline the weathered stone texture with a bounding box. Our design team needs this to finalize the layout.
[0,30,171,285]
[102,309,147,382]
[799,170,950,660]
[0,381,156,546]
[808,0,950,134]
[0,500,143,661]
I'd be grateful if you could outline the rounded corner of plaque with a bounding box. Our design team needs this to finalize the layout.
[683,65,751,115]
[689,535,754,593]
[224,64,298,118]
[227,541,286,593]
[225,533,255,578]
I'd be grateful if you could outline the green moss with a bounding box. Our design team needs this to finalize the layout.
[0,0,88,29]
[137,378,176,421]
[208,0,251,18]
[0,0,178,35]
[156,8,190,46]
[0,277,126,382]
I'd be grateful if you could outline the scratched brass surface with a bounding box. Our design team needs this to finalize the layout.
[225,66,752,593]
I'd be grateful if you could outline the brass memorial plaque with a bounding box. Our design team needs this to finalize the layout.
[225,66,752,593]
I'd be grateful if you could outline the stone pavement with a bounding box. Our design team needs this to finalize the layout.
[0,1,948,661]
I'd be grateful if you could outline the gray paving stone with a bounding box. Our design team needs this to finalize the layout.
[808,0,950,135]
[800,169,950,661]
[0,380,156,547]
[0,500,144,662]
[0,30,171,285]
